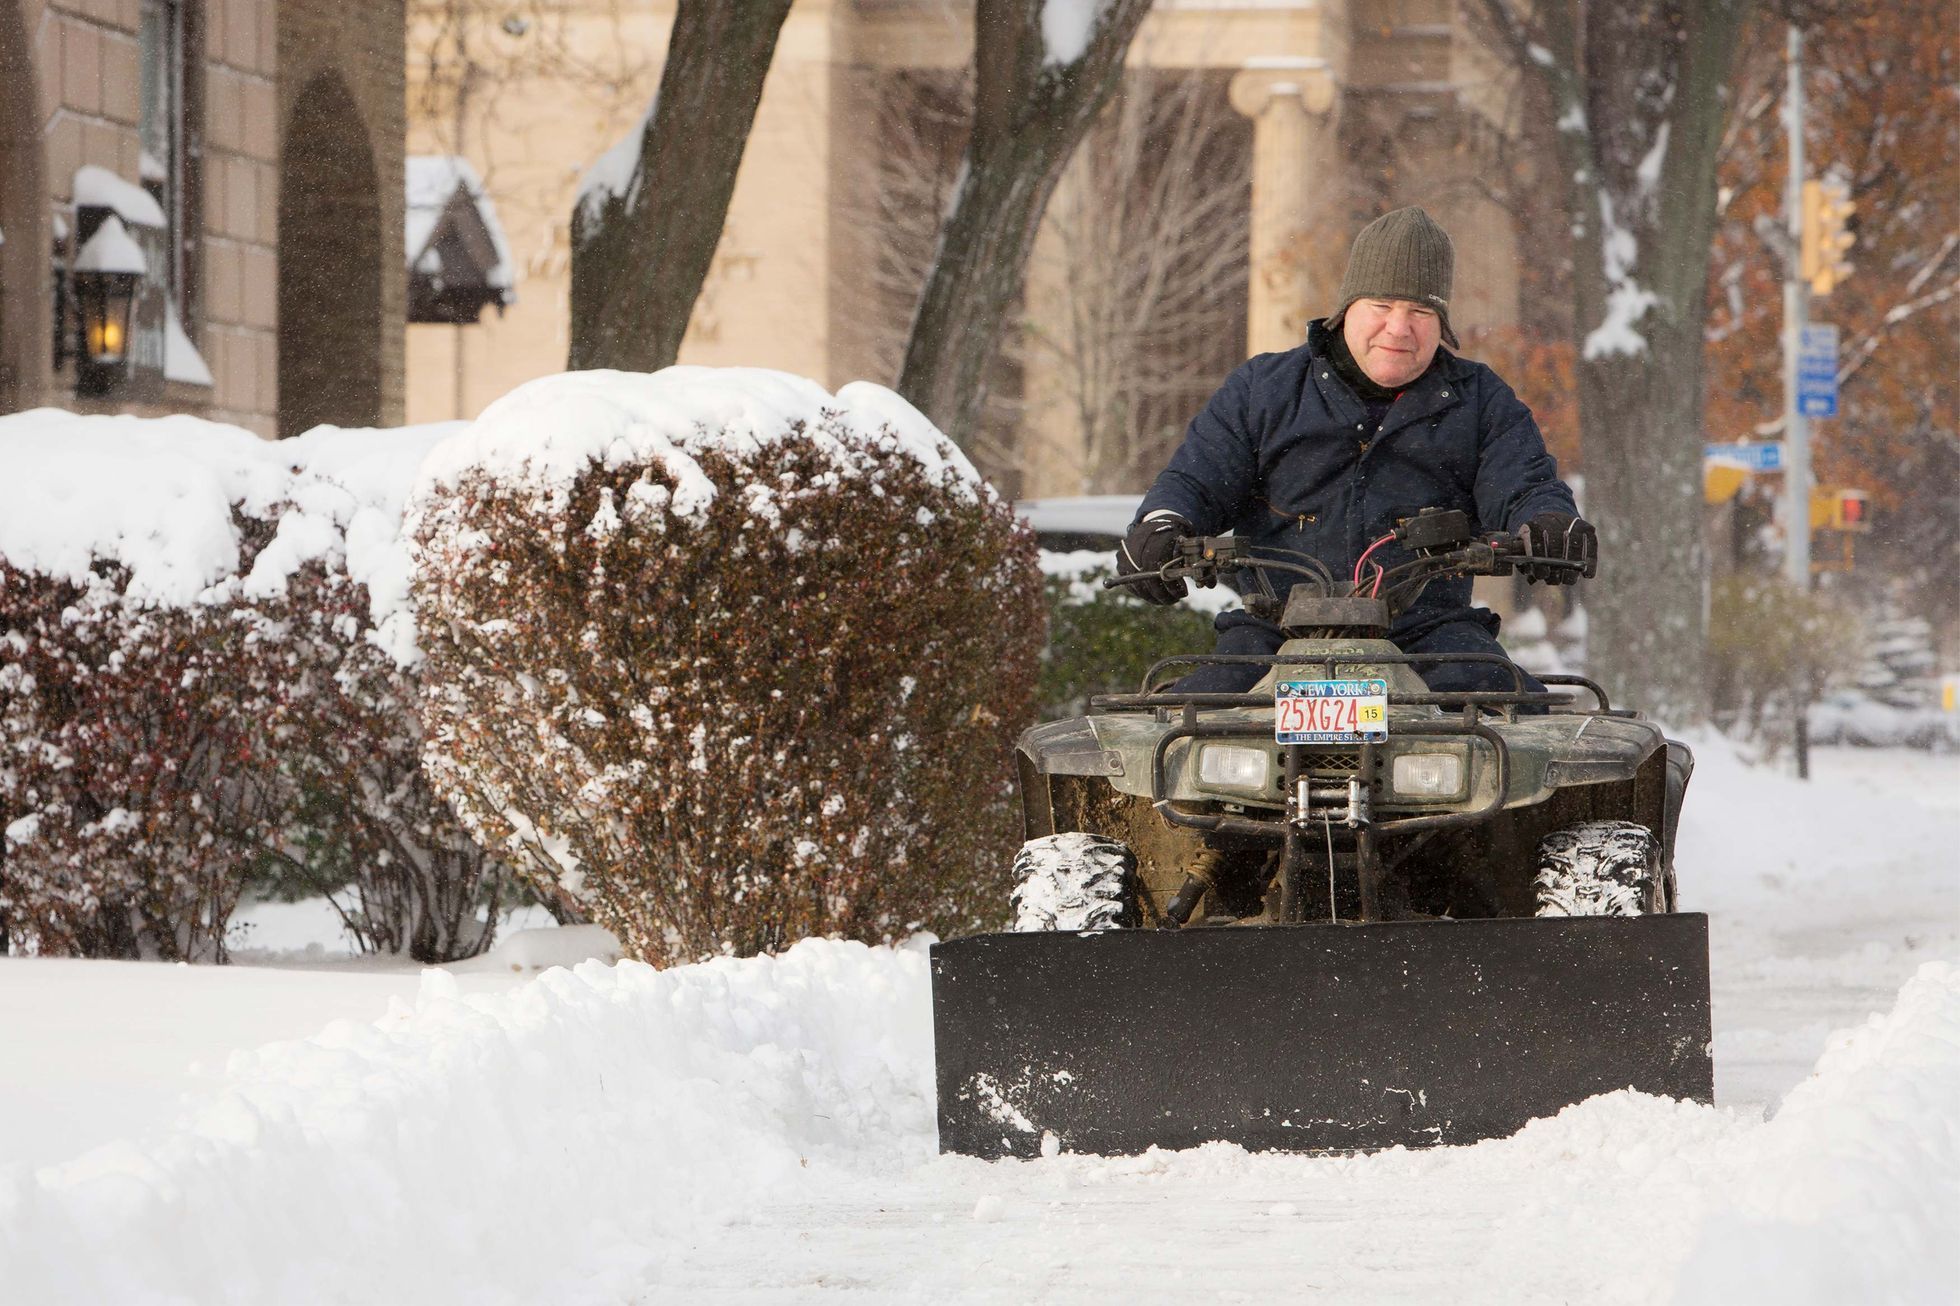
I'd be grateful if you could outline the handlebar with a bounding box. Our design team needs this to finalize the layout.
[1103,522,1591,616]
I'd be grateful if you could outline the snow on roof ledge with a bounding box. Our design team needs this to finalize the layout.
[73,165,166,228]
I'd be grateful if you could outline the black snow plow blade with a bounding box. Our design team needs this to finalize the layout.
[932,915,1711,1158]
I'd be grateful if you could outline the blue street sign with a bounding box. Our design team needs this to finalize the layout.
[1704,442,1784,471]
[1798,323,1839,418]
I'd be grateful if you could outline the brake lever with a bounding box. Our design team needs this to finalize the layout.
[1100,562,1224,591]
[1491,531,1596,580]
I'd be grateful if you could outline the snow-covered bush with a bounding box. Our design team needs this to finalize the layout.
[1,561,274,958]
[1855,603,1942,712]
[243,560,512,961]
[408,370,1042,964]
[1709,574,1858,750]
[0,412,511,961]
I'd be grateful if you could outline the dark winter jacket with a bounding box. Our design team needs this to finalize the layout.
[1136,320,1576,640]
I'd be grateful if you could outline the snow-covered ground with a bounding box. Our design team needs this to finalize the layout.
[1,744,1955,1304]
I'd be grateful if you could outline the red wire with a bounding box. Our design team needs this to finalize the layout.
[1353,533,1397,589]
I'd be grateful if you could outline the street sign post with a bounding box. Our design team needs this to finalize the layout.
[1798,324,1838,418]
[1704,442,1785,472]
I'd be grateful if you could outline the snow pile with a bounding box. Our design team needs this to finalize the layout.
[410,366,978,523]
[1041,0,1109,66]
[270,421,465,665]
[0,738,1953,1301]
[1675,962,1960,1305]
[0,939,934,1305]
[6,942,1953,1304]
[0,408,461,665]
[2,374,970,663]
[0,409,289,606]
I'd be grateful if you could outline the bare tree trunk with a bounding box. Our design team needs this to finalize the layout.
[1477,0,1749,721]
[1001,69,1250,494]
[567,0,793,372]
[898,0,1155,449]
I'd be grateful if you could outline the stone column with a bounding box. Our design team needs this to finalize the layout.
[1015,148,1092,498]
[1230,62,1339,357]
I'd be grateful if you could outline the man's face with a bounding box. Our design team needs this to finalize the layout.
[1342,298,1443,389]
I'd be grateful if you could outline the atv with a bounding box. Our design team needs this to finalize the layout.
[932,509,1711,1158]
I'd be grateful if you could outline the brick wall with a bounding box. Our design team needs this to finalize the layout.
[0,1,50,412]
[200,0,279,433]
[0,0,404,435]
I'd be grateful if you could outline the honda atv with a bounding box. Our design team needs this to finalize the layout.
[932,509,1711,1158]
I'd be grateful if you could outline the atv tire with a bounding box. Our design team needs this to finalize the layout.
[1010,833,1141,932]
[1532,821,1667,916]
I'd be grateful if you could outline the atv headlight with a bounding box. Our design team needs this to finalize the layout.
[1392,751,1463,797]
[1198,744,1270,790]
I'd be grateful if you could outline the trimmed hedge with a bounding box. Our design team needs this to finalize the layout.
[1,563,271,959]
[1,417,513,962]
[1038,560,1218,719]
[244,562,512,961]
[412,412,1043,965]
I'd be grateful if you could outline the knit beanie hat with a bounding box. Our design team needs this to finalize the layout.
[1328,206,1459,348]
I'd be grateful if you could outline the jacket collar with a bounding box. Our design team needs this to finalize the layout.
[1305,319,1468,437]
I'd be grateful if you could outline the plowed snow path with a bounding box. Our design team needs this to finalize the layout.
[2,744,1955,1306]
[634,741,1960,1306]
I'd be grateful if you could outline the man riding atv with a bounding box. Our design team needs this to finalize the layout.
[927,208,1710,1160]
[1118,205,1596,697]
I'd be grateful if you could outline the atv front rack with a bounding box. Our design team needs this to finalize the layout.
[1085,652,1619,924]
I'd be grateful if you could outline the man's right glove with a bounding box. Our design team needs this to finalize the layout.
[1519,512,1598,584]
[1117,513,1194,605]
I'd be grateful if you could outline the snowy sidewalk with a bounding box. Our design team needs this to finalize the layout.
[1,744,1955,1304]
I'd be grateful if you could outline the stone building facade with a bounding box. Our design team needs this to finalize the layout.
[0,0,405,436]
[406,0,1526,497]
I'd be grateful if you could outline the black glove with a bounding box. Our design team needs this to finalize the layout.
[1519,512,1598,584]
[1117,514,1193,605]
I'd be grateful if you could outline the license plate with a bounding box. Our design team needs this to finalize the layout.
[1275,678,1388,744]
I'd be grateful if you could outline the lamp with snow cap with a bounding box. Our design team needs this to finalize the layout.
[69,212,144,395]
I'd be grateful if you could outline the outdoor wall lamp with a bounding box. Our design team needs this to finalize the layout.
[68,214,144,396]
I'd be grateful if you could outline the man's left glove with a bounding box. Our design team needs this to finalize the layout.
[1117,513,1193,606]
[1519,512,1598,584]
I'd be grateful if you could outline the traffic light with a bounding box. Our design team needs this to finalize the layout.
[1836,488,1868,531]
[1801,179,1857,296]
[1808,486,1870,532]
